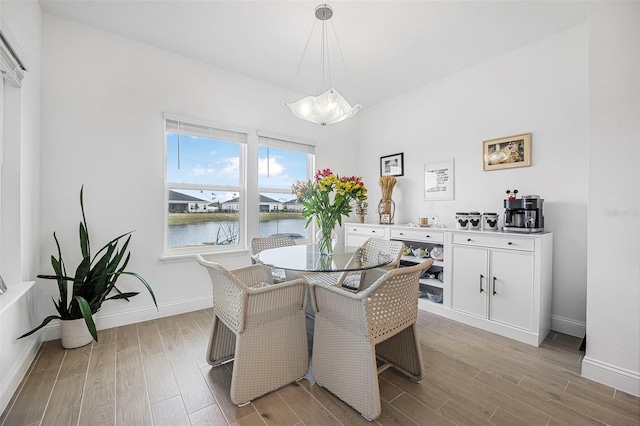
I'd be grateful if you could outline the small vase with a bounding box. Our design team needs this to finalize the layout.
[378,198,396,224]
[60,318,94,349]
[315,228,338,256]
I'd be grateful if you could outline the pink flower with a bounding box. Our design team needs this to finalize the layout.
[314,168,333,181]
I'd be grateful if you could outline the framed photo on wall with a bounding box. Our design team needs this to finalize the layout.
[483,133,532,171]
[380,153,404,177]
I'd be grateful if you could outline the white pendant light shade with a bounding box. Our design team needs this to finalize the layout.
[285,88,361,126]
[285,4,361,126]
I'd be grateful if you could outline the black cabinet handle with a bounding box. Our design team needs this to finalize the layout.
[399,232,404,235]
[492,277,497,295]
[426,235,431,238]
[467,238,472,242]
[508,242,513,245]
[479,274,484,293]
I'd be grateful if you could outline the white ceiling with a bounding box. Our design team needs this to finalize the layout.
[38,0,589,108]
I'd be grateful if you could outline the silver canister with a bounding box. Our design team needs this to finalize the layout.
[483,212,499,231]
[469,211,482,230]
[455,212,469,230]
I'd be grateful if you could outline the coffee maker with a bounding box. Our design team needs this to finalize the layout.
[503,195,544,233]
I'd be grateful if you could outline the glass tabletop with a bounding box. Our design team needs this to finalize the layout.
[253,244,392,273]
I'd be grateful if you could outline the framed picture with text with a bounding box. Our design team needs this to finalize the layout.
[380,153,404,177]
[424,159,454,200]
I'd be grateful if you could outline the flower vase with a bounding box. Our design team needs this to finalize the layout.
[316,228,338,256]
[377,198,396,224]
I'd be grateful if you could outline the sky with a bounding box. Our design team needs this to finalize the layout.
[166,133,308,202]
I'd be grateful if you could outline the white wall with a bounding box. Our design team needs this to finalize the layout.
[0,0,42,414]
[356,25,589,337]
[6,1,637,404]
[38,14,359,332]
[583,2,640,397]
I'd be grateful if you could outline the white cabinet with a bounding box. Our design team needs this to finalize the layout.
[344,224,390,247]
[490,250,534,331]
[343,223,553,346]
[450,231,552,345]
[451,245,487,318]
[451,245,534,331]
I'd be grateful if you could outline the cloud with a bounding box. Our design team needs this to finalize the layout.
[220,157,239,175]
[258,155,286,177]
[190,156,239,177]
[192,166,215,176]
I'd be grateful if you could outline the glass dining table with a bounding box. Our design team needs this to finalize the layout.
[252,243,392,274]
[254,243,393,319]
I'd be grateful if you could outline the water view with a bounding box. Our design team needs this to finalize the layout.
[168,218,307,247]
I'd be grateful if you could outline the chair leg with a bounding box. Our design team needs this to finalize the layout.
[375,324,424,381]
[312,314,382,421]
[207,314,236,367]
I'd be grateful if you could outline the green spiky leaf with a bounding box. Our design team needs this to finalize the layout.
[75,296,97,341]
[17,186,156,341]
[16,315,62,340]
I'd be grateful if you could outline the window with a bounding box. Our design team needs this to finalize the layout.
[165,116,247,251]
[258,133,315,239]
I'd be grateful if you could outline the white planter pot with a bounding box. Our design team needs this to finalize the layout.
[60,318,94,349]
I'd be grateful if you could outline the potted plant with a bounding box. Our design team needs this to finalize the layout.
[18,186,157,348]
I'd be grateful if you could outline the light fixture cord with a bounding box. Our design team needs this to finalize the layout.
[177,121,181,170]
[330,20,357,104]
[292,20,318,85]
[321,17,331,92]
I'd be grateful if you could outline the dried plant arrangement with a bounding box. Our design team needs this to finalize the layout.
[378,176,398,224]
[379,175,397,199]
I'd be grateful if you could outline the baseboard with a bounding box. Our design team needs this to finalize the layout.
[551,314,585,337]
[41,295,213,341]
[0,335,42,415]
[582,357,640,397]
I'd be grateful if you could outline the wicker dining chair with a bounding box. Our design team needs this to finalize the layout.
[195,254,309,406]
[310,260,434,421]
[251,235,297,282]
[304,237,405,290]
[339,237,405,291]
[250,235,297,257]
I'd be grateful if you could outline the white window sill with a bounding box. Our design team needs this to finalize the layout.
[160,248,250,263]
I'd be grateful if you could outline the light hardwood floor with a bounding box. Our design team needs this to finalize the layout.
[2,309,638,426]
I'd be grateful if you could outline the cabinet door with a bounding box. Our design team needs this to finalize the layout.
[451,245,488,318]
[489,251,534,331]
[346,233,371,247]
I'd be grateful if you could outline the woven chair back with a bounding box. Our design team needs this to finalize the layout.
[364,260,433,343]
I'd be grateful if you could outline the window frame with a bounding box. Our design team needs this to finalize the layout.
[257,132,315,241]
[163,114,248,256]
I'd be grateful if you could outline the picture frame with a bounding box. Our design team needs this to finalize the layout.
[424,159,454,200]
[380,153,404,177]
[483,133,532,171]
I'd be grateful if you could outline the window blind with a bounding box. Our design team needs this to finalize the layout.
[165,118,248,144]
[257,133,315,154]
[0,32,25,88]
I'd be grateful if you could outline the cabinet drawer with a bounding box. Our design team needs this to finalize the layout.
[391,228,444,243]
[346,225,385,237]
[452,233,534,251]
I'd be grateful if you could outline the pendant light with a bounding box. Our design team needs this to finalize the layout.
[284,4,361,126]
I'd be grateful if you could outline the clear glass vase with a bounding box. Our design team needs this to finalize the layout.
[377,198,396,224]
[315,228,338,256]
